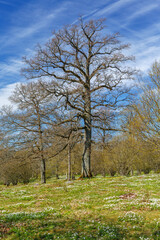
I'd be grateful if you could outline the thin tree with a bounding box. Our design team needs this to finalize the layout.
[1,82,56,183]
[132,61,160,146]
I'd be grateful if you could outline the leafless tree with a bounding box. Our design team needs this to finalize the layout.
[50,113,81,181]
[1,81,57,183]
[132,61,160,147]
[22,18,135,177]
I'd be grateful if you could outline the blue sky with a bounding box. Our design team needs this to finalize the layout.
[0,0,160,106]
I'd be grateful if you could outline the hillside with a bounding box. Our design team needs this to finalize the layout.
[0,174,160,239]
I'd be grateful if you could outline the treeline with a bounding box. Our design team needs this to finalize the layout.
[0,18,159,185]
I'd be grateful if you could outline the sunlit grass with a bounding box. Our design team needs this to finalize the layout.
[0,174,160,239]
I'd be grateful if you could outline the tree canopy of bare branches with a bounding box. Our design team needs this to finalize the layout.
[22,18,135,177]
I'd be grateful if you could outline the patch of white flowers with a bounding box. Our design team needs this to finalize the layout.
[118,211,144,224]
[139,237,152,240]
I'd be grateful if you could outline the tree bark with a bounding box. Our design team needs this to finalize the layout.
[39,132,46,183]
[37,111,46,184]
[81,88,92,177]
[68,141,72,181]
[56,157,59,179]
[41,157,46,184]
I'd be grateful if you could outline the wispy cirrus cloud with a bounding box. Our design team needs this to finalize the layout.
[94,0,137,17]
[92,0,160,73]
[0,59,24,79]
[0,0,71,105]
[0,0,160,106]
[125,3,158,23]
[0,3,68,50]
[0,0,13,5]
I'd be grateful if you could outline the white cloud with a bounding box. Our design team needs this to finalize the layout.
[0,83,18,108]
[0,0,159,93]
[0,0,12,5]
[0,6,67,49]
[125,3,158,23]
[127,33,160,72]
[0,59,24,79]
[94,0,137,17]
[90,0,160,73]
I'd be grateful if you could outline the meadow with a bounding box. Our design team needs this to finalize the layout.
[0,174,160,239]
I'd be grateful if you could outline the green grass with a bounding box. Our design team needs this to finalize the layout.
[0,174,160,239]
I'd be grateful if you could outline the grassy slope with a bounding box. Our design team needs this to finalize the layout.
[0,174,160,239]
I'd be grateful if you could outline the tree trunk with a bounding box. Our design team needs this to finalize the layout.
[41,157,46,184]
[81,88,92,178]
[38,113,46,184]
[68,142,72,181]
[56,157,59,179]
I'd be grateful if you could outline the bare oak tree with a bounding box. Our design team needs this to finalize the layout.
[22,18,135,177]
[1,82,56,183]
